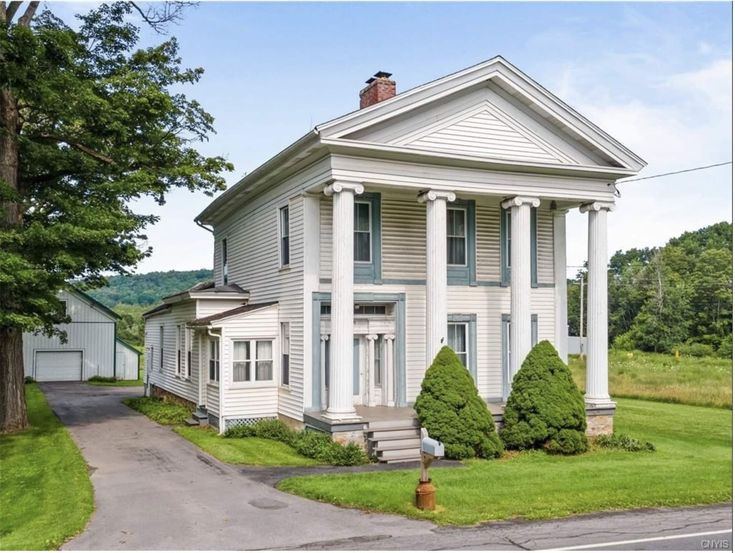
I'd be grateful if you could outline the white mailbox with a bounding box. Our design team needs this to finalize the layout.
[421,436,444,458]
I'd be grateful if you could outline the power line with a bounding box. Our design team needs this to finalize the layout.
[617,161,732,184]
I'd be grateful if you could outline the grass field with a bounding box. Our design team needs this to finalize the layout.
[279,398,732,525]
[0,385,94,550]
[175,426,318,466]
[569,350,732,408]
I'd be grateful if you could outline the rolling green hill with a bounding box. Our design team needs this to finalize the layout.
[87,269,213,307]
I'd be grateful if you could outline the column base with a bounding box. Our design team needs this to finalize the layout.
[323,409,361,423]
[585,400,616,437]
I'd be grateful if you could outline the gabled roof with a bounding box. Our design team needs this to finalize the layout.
[189,301,278,326]
[68,288,121,321]
[196,56,645,225]
[143,281,250,319]
[116,337,141,357]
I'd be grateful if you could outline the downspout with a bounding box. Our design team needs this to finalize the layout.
[113,322,117,380]
[207,327,224,434]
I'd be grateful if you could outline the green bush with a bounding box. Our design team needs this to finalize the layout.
[123,397,191,425]
[88,376,117,383]
[717,336,732,359]
[612,332,636,351]
[24,376,35,384]
[673,343,715,358]
[500,341,588,455]
[224,419,368,466]
[595,433,656,452]
[414,346,503,460]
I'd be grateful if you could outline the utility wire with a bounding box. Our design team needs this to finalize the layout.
[617,161,732,184]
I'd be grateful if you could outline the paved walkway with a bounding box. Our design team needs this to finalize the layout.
[42,383,731,551]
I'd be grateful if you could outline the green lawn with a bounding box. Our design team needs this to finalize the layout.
[569,351,732,408]
[122,396,191,425]
[175,426,319,466]
[279,398,732,525]
[0,384,94,550]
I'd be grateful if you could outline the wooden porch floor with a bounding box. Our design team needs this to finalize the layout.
[353,401,505,422]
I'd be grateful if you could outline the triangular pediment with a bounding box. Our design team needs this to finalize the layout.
[390,101,576,165]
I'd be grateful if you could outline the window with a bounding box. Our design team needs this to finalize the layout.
[186,328,192,378]
[447,208,467,266]
[501,206,538,286]
[320,304,331,315]
[354,201,371,262]
[354,304,387,315]
[374,336,383,387]
[176,324,182,375]
[232,339,274,383]
[208,338,220,382]
[159,325,164,371]
[281,323,290,386]
[279,206,290,267]
[222,238,228,285]
[447,322,469,368]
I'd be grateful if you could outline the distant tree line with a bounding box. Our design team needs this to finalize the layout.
[568,222,732,357]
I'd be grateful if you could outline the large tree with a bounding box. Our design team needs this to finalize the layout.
[0,2,232,432]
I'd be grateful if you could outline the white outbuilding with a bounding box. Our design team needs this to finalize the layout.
[23,289,136,382]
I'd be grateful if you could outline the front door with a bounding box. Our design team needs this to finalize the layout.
[353,334,392,407]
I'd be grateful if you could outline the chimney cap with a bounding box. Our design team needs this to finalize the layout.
[365,71,393,84]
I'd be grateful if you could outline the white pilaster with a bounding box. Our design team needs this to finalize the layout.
[419,189,456,367]
[366,334,377,406]
[553,208,569,363]
[580,201,615,407]
[324,181,364,420]
[501,196,540,378]
[320,334,329,411]
[384,334,395,407]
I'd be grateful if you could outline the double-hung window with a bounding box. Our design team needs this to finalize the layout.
[159,325,164,371]
[176,324,182,375]
[447,207,467,266]
[208,338,220,383]
[222,238,228,285]
[447,322,469,368]
[354,201,371,263]
[279,206,290,267]
[232,339,274,383]
[281,323,290,386]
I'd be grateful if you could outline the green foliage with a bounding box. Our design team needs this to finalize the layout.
[673,342,715,358]
[0,385,93,549]
[87,375,117,383]
[87,269,213,307]
[223,419,368,466]
[594,433,656,452]
[123,397,190,426]
[500,341,587,455]
[592,222,733,355]
[0,3,231,337]
[414,346,503,459]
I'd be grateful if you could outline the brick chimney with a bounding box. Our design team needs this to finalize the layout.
[359,71,396,109]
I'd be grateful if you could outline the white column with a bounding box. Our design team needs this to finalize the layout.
[501,196,540,378]
[553,208,569,363]
[419,190,456,367]
[324,181,364,420]
[384,335,395,407]
[366,334,377,406]
[580,201,615,407]
[320,334,329,411]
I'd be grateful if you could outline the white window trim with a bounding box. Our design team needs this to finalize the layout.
[208,337,220,386]
[175,324,182,376]
[278,204,290,270]
[447,321,469,367]
[280,323,290,389]
[447,206,468,268]
[354,200,372,264]
[229,337,277,388]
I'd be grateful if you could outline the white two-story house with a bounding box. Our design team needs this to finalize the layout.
[143,57,644,457]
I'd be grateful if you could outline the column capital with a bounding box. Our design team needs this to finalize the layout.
[418,189,456,203]
[580,201,615,214]
[384,334,395,342]
[320,334,330,342]
[365,334,378,342]
[501,196,540,209]
[324,181,364,196]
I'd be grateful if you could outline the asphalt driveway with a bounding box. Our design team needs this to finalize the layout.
[42,383,731,551]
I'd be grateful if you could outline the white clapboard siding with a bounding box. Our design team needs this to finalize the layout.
[144,301,198,405]
[536,207,554,285]
[382,195,426,281]
[476,201,501,282]
[219,305,279,421]
[23,290,116,380]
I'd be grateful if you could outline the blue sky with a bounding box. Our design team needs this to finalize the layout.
[54,2,734,274]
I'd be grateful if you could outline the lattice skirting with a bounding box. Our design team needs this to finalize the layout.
[224,416,275,430]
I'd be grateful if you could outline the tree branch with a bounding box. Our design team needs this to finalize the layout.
[5,2,22,24]
[129,1,193,34]
[16,0,37,27]
[35,134,115,165]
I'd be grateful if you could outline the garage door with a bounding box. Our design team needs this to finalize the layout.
[35,351,83,382]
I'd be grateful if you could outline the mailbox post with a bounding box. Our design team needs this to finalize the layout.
[416,428,444,511]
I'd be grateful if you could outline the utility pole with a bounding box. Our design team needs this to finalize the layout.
[579,272,585,358]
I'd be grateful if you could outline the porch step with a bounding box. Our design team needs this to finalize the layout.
[184,418,201,426]
[191,406,208,426]
[366,418,421,463]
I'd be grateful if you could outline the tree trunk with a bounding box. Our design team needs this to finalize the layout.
[0,82,28,433]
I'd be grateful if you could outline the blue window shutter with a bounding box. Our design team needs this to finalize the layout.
[353,337,360,395]
[531,207,538,287]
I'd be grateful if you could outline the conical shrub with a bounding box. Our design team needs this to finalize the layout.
[414,346,503,459]
[500,340,588,454]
